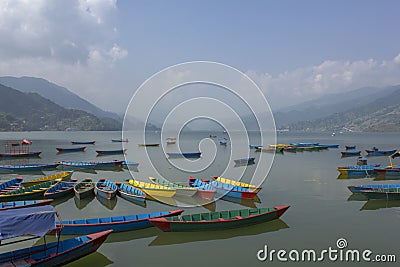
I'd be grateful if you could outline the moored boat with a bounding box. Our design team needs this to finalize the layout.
[56,146,86,153]
[149,177,198,197]
[374,166,400,177]
[149,206,290,232]
[138,143,160,147]
[0,199,53,210]
[166,152,202,158]
[188,176,216,200]
[0,180,60,201]
[128,179,176,199]
[44,179,78,199]
[360,187,400,200]
[337,164,379,176]
[0,151,41,159]
[58,160,96,170]
[0,177,23,194]
[211,176,261,192]
[96,149,127,155]
[345,145,356,150]
[74,178,95,199]
[22,171,73,187]
[112,139,128,142]
[55,210,184,235]
[318,144,339,148]
[365,148,397,156]
[116,182,146,203]
[0,163,59,172]
[95,179,117,200]
[71,141,95,145]
[341,151,361,157]
[347,183,400,194]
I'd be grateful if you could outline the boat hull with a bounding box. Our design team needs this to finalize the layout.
[341,151,361,157]
[0,151,41,159]
[96,149,126,155]
[0,199,53,210]
[360,190,400,200]
[196,189,216,200]
[56,147,86,153]
[366,149,396,156]
[95,179,117,200]
[74,179,95,199]
[149,206,289,232]
[22,171,73,187]
[167,152,201,158]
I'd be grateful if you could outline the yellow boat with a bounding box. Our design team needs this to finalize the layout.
[128,179,176,199]
[210,176,262,193]
[269,144,289,148]
[22,171,73,187]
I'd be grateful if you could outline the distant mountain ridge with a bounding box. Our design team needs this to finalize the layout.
[0,83,121,131]
[287,88,400,132]
[0,76,120,120]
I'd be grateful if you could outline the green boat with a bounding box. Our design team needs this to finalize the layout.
[0,180,60,201]
[149,206,289,232]
[149,177,197,197]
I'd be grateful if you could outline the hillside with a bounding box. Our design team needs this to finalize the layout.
[0,84,122,131]
[287,88,400,132]
[0,76,120,120]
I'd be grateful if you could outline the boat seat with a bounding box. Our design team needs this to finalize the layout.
[220,211,229,220]
[240,209,250,217]
[211,212,220,220]
[137,214,149,220]
[229,210,240,218]
[124,215,137,221]
[99,217,111,223]
[86,218,99,224]
[201,213,211,220]
[111,216,124,222]
[74,219,86,224]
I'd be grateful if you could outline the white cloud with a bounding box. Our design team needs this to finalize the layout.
[247,54,400,110]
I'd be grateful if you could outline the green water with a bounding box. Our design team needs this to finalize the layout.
[0,131,399,266]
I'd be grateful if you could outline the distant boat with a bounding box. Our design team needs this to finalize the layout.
[71,141,95,145]
[348,184,400,194]
[337,164,379,176]
[121,161,139,169]
[149,206,289,232]
[112,139,128,142]
[374,166,400,177]
[234,157,255,165]
[74,178,95,199]
[345,145,356,150]
[341,151,361,157]
[219,141,227,145]
[138,143,160,147]
[365,148,397,156]
[318,144,339,148]
[167,152,201,159]
[96,149,127,156]
[0,151,41,159]
[95,179,117,200]
[0,163,59,172]
[56,146,86,153]
[0,199,53,211]
[58,161,96,170]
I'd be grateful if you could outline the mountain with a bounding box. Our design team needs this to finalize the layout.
[274,85,400,127]
[0,76,120,120]
[0,83,121,131]
[287,88,400,132]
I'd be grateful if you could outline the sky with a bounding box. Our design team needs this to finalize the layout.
[0,0,400,114]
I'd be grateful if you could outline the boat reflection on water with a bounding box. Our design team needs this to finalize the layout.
[104,227,160,244]
[337,174,369,180]
[347,193,368,202]
[234,161,255,168]
[361,199,400,211]
[62,252,113,267]
[173,195,216,212]
[373,176,400,181]
[147,196,177,207]
[220,195,261,208]
[118,195,147,208]
[51,194,74,206]
[148,219,289,246]
[74,194,95,210]
[96,194,117,210]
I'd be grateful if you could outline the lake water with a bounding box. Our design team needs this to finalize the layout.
[0,131,399,266]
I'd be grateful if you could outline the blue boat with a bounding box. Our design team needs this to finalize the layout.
[122,161,139,169]
[189,178,258,200]
[346,145,356,150]
[71,141,95,145]
[234,157,255,165]
[167,152,202,158]
[348,184,400,194]
[95,178,117,200]
[96,149,127,156]
[294,142,319,147]
[0,206,111,266]
[337,164,378,176]
[0,199,53,210]
[220,141,227,145]
[58,161,96,169]
[44,179,78,199]
[319,144,339,148]
[116,182,146,203]
[112,139,128,142]
[54,210,184,235]
[341,151,361,157]
[56,146,86,153]
[0,177,23,194]
[0,151,41,159]
[0,163,59,172]
[366,148,397,156]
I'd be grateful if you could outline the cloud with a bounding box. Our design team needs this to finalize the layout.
[0,0,127,111]
[247,54,400,110]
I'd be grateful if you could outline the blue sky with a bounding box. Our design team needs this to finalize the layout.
[0,0,399,112]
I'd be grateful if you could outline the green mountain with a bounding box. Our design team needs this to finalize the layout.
[0,83,122,131]
[287,88,400,132]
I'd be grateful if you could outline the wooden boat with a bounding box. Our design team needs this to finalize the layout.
[121,161,139,168]
[0,163,59,172]
[374,166,400,177]
[149,206,290,232]
[318,144,339,148]
[234,157,255,165]
[96,149,127,155]
[138,143,160,147]
[56,146,86,153]
[0,177,23,194]
[360,187,400,200]
[58,160,96,170]
[0,205,111,266]
[116,182,146,203]
[71,141,95,145]
[365,148,397,156]
[95,179,117,200]
[188,176,216,200]
[166,152,201,158]
[22,171,73,187]
[55,210,184,235]
[112,139,128,142]
[337,164,379,176]
[211,176,261,193]
[0,180,60,201]
[347,183,400,193]
[149,177,197,197]
[128,179,176,198]
[93,160,124,168]
[257,147,283,153]
[44,179,78,199]
[294,142,319,147]
[346,145,356,150]
[0,151,41,159]
[282,146,297,152]
[74,178,95,199]
[0,199,53,210]
[341,151,361,157]
[189,177,258,199]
